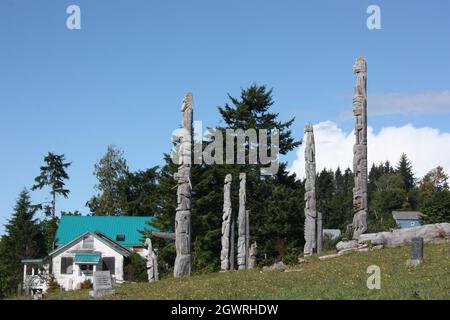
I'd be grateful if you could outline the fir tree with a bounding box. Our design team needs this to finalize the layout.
[396,153,415,192]
[0,190,46,298]
[32,152,71,217]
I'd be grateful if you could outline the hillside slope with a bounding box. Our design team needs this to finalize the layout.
[41,243,450,300]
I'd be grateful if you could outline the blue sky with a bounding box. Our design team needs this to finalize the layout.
[1,0,449,234]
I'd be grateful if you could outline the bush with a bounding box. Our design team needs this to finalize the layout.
[322,234,342,251]
[80,279,93,290]
[124,253,147,282]
[46,274,61,294]
[282,245,302,265]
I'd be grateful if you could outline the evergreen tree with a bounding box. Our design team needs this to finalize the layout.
[32,152,71,217]
[0,190,46,298]
[116,167,160,216]
[328,167,354,231]
[369,173,405,231]
[395,153,415,192]
[317,168,334,227]
[420,190,450,224]
[87,145,129,215]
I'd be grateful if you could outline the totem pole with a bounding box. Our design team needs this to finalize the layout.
[303,122,317,256]
[173,92,193,277]
[237,173,249,269]
[352,56,368,239]
[144,238,159,282]
[220,174,233,271]
[248,242,257,269]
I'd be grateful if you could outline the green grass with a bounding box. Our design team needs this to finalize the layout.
[26,243,450,300]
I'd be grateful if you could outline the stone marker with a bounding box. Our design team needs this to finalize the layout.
[220,174,233,271]
[303,123,317,256]
[173,92,193,278]
[89,271,114,298]
[406,237,424,266]
[351,56,368,240]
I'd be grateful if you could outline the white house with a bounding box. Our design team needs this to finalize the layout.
[23,215,156,292]
[49,231,132,290]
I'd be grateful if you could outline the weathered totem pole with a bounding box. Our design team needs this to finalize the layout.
[173,92,193,277]
[351,56,368,240]
[303,122,317,256]
[237,173,250,269]
[220,174,233,271]
[144,238,159,282]
[248,242,257,269]
[317,211,323,253]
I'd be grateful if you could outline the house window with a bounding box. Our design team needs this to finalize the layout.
[61,257,73,274]
[102,257,115,275]
[80,264,94,271]
[83,236,94,249]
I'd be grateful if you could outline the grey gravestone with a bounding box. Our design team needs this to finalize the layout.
[89,271,115,298]
[406,237,423,266]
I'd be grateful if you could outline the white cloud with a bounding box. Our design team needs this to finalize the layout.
[289,121,450,180]
[370,90,450,115]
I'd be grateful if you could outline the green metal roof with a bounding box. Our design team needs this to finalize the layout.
[55,215,156,247]
[74,253,101,264]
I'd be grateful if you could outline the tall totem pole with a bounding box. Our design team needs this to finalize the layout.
[303,123,317,256]
[352,56,368,239]
[220,174,233,271]
[174,92,193,277]
[237,173,249,270]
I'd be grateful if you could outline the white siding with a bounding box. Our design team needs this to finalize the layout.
[51,234,126,291]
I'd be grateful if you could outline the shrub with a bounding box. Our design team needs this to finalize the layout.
[282,245,302,265]
[124,253,147,282]
[80,279,93,290]
[322,234,342,251]
[46,274,61,294]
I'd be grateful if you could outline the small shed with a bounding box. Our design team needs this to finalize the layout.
[392,211,425,228]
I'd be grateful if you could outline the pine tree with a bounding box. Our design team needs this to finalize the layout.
[0,190,46,298]
[396,153,415,192]
[32,152,71,217]
[116,167,160,216]
[317,168,334,228]
[420,190,450,224]
[327,167,354,231]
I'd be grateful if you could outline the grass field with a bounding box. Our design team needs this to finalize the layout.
[29,242,450,300]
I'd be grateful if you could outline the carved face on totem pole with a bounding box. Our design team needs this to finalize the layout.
[181,92,193,112]
[145,238,153,252]
[353,56,366,75]
[353,196,363,212]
